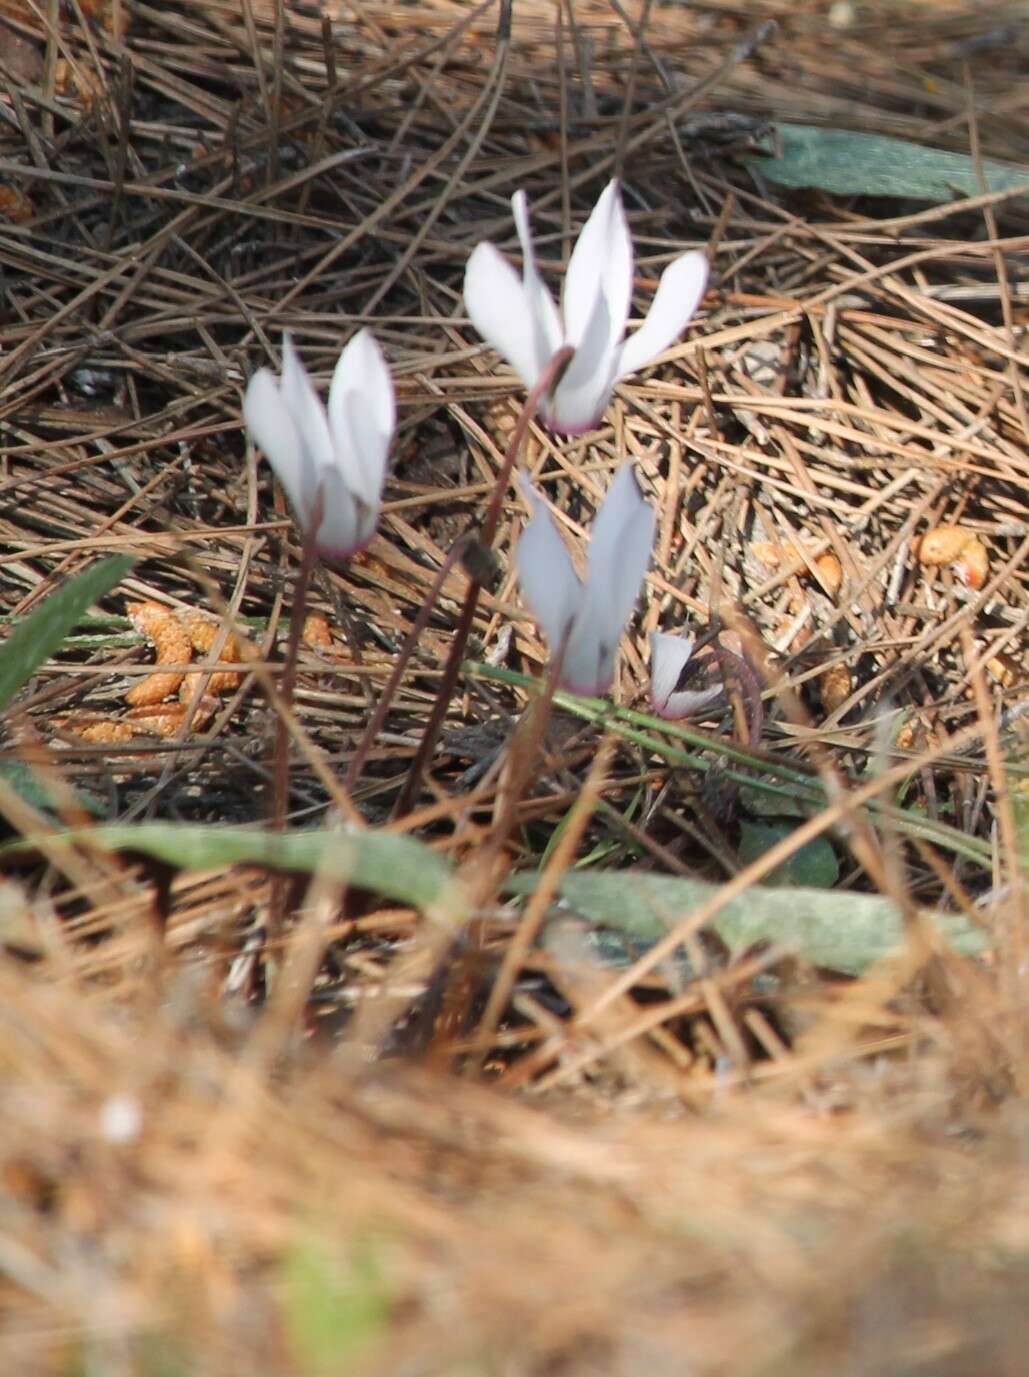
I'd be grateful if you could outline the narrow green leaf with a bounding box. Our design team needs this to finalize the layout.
[0,760,107,818]
[467,662,993,871]
[507,871,989,976]
[738,819,839,889]
[19,822,457,916]
[750,123,1029,201]
[0,556,135,716]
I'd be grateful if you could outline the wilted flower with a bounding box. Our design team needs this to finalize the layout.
[464,180,708,434]
[649,630,724,720]
[517,465,655,695]
[243,330,394,562]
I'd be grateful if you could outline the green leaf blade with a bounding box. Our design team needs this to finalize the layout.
[37,822,457,916]
[0,556,135,716]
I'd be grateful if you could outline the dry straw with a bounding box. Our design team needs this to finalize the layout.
[0,0,1027,1372]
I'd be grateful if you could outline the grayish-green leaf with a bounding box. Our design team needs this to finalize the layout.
[0,556,135,716]
[41,822,456,915]
[738,819,839,889]
[507,871,989,976]
[750,124,1029,201]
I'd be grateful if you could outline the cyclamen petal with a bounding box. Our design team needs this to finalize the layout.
[281,334,334,473]
[242,367,311,522]
[464,181,707,434]
[561,601,615,697]
[516,467,655,696]
[512,191,563,372]
[328,328,394,508]
[315,465,363,564]
[562,180,632,353]
[546,288,616,434]
[586,465,656,640]
[617,251,709,380]
[649,630,724,720]
[243,330,395,562]
[514,477,582,655]
[463,242,542,394]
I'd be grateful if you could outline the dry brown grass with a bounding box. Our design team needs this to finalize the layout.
[1,1,1028,1373]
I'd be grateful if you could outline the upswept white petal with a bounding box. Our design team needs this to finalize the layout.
[515,479,582,654]
[546,288,616,433]
[243,368,310,521]
[511,190,562,371]
[562,180,632,356]
[329,328,393,497]
[574,467,654,692]
[280,334,334,475]
[464,242,541,392]
[587,465,651,590]
[617,250,709,380]
[328,331,392,510]
[649,630,723,720]
[649,630,694,716]
[334,393,386,511]
[580,470,654,672]
[515,467,655,697]
[353,328,395,438]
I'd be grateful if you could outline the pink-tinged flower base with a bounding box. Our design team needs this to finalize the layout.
[537,408,603,438]
[556,673,606,697]
[317,532,375,565]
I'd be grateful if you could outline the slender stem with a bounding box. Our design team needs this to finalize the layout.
[475,636,568,877]
[270,494,323,933]
[393,345,574,818]
[707,643,765,748]
[346,534,472,792]
[469,648,574,1057]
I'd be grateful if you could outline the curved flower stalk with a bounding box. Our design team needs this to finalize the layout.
[464,180,709,434]
[649,630,725,720]
[243,330,395,562]
[517,465,656,696]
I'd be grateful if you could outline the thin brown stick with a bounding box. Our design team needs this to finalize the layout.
[393,344,574,817]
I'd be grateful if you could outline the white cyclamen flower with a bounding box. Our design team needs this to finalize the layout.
[517,465,655,696]
[243,330,394,562]
[649,630,724,720]
[464,180,708,434]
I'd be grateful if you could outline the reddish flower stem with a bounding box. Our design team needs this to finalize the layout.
[345,534,472,793]
[270,490,324,932]
[392,346,574,818]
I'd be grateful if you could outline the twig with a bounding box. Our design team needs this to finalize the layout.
[392,344,574,817]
